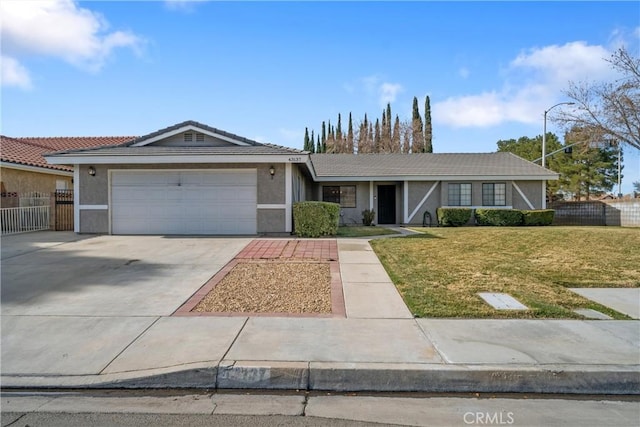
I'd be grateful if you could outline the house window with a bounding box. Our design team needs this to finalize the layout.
[482,183,506,206]
[322,185,356,208]
[448,183,472,206]
[195,133,205,142]
[184,132,193,142]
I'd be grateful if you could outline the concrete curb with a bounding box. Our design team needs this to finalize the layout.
[3,363,638,395]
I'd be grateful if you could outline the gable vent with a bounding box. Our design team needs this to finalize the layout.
[196,133,205,142]
[184,132,193,142]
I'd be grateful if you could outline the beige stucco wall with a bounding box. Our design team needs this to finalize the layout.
[1,167,72,195]
[77,163,289,234]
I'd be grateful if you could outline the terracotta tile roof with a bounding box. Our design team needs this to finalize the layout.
[1,136,135,172]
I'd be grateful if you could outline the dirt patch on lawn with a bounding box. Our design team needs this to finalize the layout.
[192,261,332,314]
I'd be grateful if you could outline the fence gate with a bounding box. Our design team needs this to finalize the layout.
[54,190,74,231]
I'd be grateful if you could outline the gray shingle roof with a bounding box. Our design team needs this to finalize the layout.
[310,153,558,179]
[125,120,264,147]
[49,145,303,157]
[45,120,305,157]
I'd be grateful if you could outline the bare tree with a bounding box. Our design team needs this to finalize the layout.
[554,47,640,150]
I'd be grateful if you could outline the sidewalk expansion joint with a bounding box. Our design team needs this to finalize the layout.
[98,316,161,376]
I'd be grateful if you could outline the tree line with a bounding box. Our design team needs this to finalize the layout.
[303,96,433,154]
[497,128,622,200]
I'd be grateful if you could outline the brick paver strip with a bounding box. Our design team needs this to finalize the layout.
[174,239,345,317]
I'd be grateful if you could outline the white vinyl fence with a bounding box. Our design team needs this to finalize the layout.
[1,206,51,235]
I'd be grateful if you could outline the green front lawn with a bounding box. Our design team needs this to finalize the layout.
[370,227,640,319]
[337,226,399,238]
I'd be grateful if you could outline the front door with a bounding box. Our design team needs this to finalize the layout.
[377,185,396,224]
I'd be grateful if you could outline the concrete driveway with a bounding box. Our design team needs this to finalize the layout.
[1,232,251,376]
[1,232,251,316]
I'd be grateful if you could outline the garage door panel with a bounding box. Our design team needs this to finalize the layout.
[111,170,257,235]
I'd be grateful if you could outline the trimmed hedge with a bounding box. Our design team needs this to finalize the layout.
[436,208,473,227]
[293,201,340,237]
[435,208,556,227]
[522,209,555,226]
[475,209,524,226]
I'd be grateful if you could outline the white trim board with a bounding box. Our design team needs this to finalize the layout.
[78,205,108,210]
[1,161,73,177]
[257,204,286,209]
[46,154,309,165]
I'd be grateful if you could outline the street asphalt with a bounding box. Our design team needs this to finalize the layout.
[1,231,638,394]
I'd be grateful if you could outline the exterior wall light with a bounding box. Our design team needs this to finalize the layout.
[269,166,275,179]
[88,166,96,176]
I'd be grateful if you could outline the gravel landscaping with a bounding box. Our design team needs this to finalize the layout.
[192,261,332,314]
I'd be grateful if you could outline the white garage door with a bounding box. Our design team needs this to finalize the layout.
[111,170,257,235]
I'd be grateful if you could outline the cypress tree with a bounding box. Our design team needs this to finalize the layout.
[374,118,381,152]
[385,103,392,144]
[303,127,310,151]
[381,109,388,152]
[321,121,326,145]
[424,95,433,153]
[336,113,342,141]
[411,96,424,153]
[347,112,354,153]
[392,115,401,153]
[316,135,322,153]
[310,130,315,153]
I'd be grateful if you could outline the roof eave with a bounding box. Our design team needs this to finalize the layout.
[44,153,310,165]
[313,174,559,182]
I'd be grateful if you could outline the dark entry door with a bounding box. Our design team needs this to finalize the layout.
[377,185,396,224]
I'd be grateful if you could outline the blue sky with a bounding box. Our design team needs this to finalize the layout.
[2,0,639,193]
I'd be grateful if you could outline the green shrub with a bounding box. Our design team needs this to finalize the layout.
[362,209,375,226]
[522,209,555,226]
[475,209,524,226]
[436,208,473,227]
[293,201,340,237]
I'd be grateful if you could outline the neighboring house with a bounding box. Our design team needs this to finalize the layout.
[1,135,134,207]
[44,120,559,235]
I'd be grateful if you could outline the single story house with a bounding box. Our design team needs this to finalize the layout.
[1,135,134,206]
[44,120,559,235]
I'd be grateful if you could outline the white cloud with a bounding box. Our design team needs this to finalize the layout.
[434,41,618,128]
[379,83,403,106]
[1,55,32,90]
[349,75,404,107]
[0,0,143,88]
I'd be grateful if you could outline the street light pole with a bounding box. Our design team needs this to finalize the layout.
[542,102,575,168]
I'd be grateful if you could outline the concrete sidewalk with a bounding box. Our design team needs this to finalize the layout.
[1,236,639,394]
